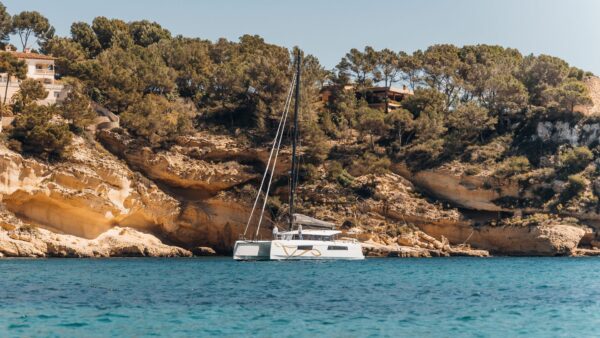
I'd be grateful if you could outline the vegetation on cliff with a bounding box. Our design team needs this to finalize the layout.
[1,2,600,255]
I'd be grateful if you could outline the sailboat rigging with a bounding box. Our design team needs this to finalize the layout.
[233,50,364,261]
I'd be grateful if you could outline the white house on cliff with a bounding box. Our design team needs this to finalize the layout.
[0,46,70,132]
[1,46,69,106]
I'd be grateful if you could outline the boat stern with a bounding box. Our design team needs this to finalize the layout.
[233,240,272,261]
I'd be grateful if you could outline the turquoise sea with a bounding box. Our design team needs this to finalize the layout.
[1,257,600,337]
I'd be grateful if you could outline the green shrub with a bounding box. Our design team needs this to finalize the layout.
[327,161,354,187]
[9,105,72,161]
[464,135,512,164]
[59,78,97,133]
[11,79,48,113]
[349,152,391,177]
[495,156,531,177]
[559,174,587,203]
[337,171,355,187]
[567,174,587,193]
[299,163,319,183]
[558,146,593,175]
[120,94,195,146]
[404,138,445,169]
[327,161,344,180]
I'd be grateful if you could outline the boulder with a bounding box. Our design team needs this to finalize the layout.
[192,246,217,256]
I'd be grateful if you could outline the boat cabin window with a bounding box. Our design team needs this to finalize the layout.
[289,233,337,240]
[293,234,332,240]
[327,246,348,250]
[297,245,313,250]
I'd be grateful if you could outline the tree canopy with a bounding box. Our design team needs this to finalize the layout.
[0,51,27,105]
[0,2,11,44]
[11,11,54,51]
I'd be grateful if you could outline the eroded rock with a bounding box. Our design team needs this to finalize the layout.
[0,223,191,258]
[418,221,586,256]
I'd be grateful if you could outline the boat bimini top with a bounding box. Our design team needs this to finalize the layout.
[292,213,335,229]
[278,229,342,237]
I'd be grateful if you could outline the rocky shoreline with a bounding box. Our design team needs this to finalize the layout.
[3,219,599,258]
[0,226,192,258]
[3,223,599,258]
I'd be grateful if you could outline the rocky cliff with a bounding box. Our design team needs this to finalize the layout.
[0,131,272,254]
[0,137,180,238]
[4,105,600,257]
[0,127,596,257]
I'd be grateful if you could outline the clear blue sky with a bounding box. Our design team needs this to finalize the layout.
[3,0,600,73]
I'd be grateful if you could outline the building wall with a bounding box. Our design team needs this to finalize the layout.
[24,59,55,84]
[0,80,68,105]
[0,56,66,105]
[41,84,69,105]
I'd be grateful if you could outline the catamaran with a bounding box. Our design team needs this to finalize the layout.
[233,51,364,261]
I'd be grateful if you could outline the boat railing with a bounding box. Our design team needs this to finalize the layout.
[238,234,267,241]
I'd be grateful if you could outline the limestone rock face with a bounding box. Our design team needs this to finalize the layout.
[299,171,462,230]
[536,121,600,146]
[93,227,192,257]
[535,76,600,146]
[0,223,191,258]
[97,130,260,197]
[361,239,489,258]
[97,130,272,252]
[0,138,181,241]
[394,164,520,212]
[418,222,586,256]
[0,130,271,254]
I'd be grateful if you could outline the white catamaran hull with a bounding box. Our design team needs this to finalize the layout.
[233,239,364,260]
[270,240,363,260]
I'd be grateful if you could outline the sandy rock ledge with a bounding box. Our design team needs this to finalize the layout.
[0,224,192,258]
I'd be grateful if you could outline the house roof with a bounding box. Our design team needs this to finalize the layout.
[8,51,55,61]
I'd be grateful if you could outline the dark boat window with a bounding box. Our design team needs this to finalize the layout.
[297,245,313,250]
[327,246,348,250]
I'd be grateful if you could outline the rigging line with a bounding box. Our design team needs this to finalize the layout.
[243,71,296,237]
[254,77,295,239]
[243,72,296,237]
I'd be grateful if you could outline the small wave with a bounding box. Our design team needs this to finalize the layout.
[58,322,89,327]
[97,312,130,318]
[8,323,30,330]
[37,314,58,319]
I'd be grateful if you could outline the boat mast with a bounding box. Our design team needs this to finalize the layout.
[289,49,301,231]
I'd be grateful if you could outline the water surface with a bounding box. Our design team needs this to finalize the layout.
[1,257,599,337]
